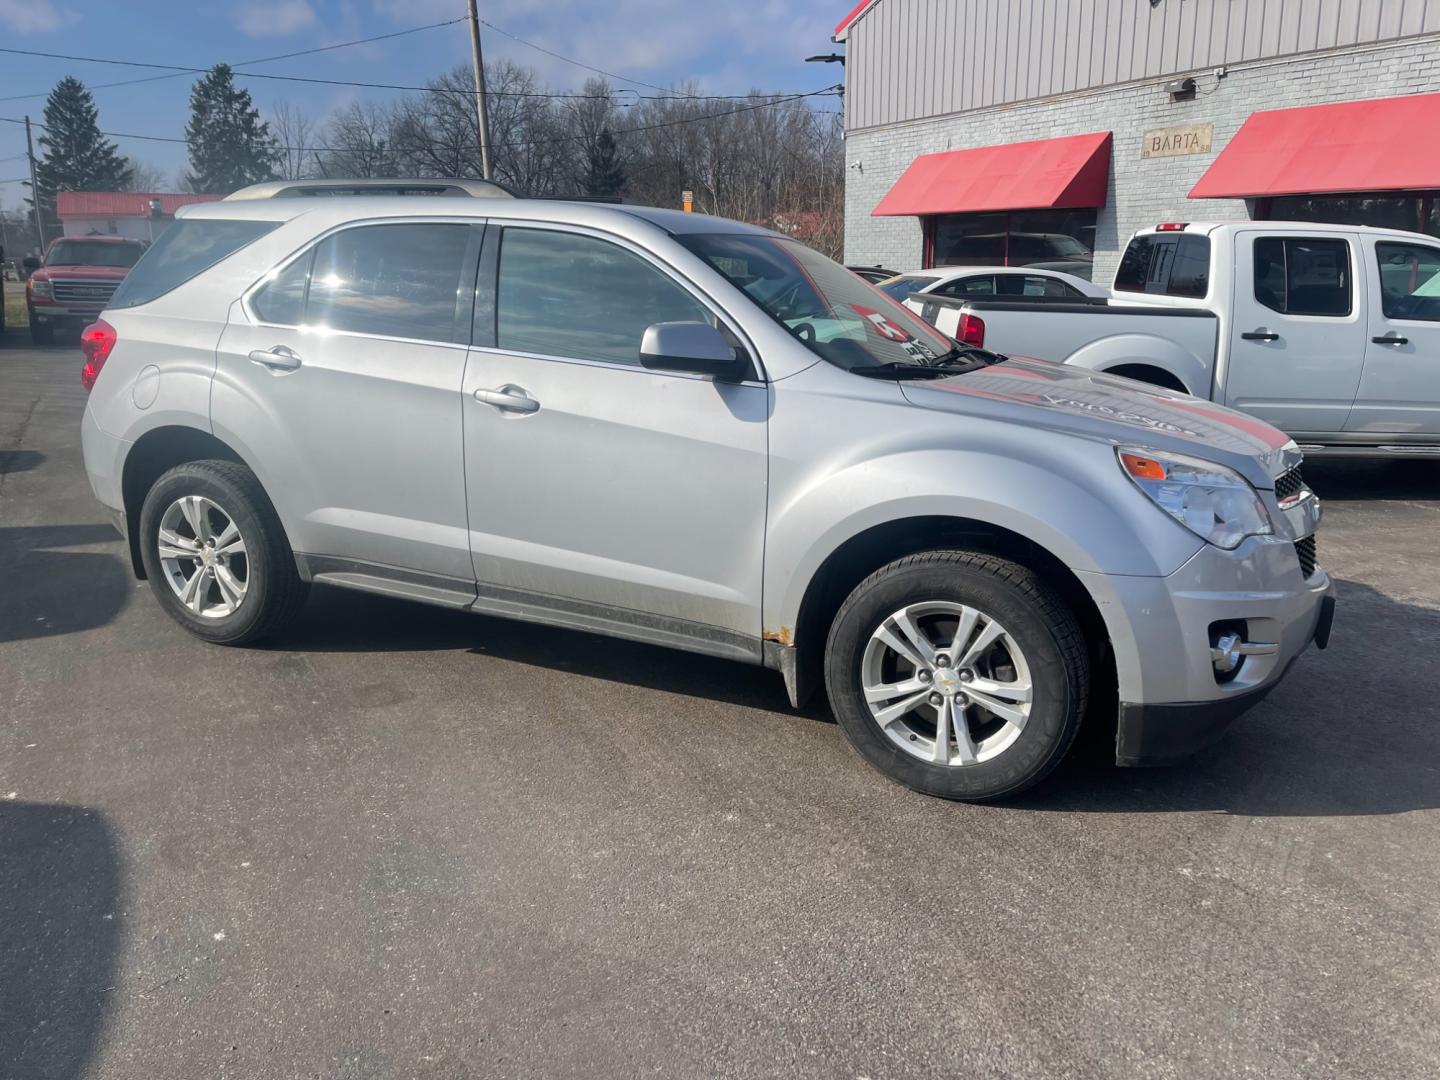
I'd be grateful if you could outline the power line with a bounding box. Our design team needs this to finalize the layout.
[0,42,836,102]
[477,18,698,100]
[0,17,468,104]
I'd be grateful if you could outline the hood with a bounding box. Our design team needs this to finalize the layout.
[37,265,131,279]
[900,355,1298,486]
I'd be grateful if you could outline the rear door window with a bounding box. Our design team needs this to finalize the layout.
[109,219,279,310]
[1253,237,1351,316]
[305,223,474,343]
[934,275,996,298]
[996,274,1080,298]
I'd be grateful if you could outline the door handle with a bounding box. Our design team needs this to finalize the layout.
[1372,333,1409,346]
[474,385,540,413]
[1241,331,1280,342]
[248,346,302,371]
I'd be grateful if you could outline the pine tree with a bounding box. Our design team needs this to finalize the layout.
[32,77,133,226]
[184,65,281,193]
[584,128,626,198]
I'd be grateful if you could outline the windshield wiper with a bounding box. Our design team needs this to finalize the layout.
[928,344,1008,366]
[850,346,1008,380]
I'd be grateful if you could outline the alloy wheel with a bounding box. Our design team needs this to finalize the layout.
[157,495,249,619]
[861,601,1033,766]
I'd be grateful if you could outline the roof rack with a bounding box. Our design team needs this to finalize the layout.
[223,178,516,200]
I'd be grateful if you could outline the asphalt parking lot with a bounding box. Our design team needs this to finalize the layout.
[3,334,1438,1079]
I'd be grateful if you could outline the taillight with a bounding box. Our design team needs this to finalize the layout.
[80,318,117,391]
[1155,222,1189,231]
[957,313,986,348]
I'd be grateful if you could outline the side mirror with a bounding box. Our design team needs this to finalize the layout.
[639,321,747,380]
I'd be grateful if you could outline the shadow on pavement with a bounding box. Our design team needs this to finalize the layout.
[271,585,812,716]
[1304,458,1440,501]
[0,450,45,475]
[273,570,1439,819]
[0,524,128,645]
[0,801,122,1080]
[1018,576,1440,817]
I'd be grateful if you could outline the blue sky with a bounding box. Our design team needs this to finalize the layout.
[0,0,844,210]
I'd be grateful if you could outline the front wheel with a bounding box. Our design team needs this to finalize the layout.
[824,550,1089,801]
[138,459,307,644]
[29,320,53,345]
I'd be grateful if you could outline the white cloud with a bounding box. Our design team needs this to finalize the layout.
[236,0,319,38]
[0,0,78,34]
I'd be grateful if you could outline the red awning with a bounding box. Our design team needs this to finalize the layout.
[1190,91,1440,200]
[872,132,1112,217]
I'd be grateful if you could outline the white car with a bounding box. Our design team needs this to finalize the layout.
[874,266,1108,306]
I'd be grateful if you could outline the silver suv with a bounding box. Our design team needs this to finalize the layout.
[79,193,1335,800]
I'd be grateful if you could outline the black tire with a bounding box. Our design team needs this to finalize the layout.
[29,320,53,345]
[138,459,307,644]
[824,550,1089,801]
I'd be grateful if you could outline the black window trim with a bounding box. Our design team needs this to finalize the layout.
[473,220,764,383]
[242,216,486,349]
[1375,239,1440,324]
[1252,234,1354,319]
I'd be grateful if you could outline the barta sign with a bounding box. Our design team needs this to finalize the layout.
[1141,122,1214,158]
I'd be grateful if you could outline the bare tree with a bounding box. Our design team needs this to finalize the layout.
[269,101,315,181]
[122,160,171,192]
[319,102,401,178]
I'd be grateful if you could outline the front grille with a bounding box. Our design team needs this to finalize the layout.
[51,280,120,305]
[1295,535,1318,579]
[1274,465,1305,505]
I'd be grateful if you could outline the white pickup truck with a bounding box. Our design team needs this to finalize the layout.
[907,221,1440,455]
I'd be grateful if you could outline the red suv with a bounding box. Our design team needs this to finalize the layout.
[26,235,147,344]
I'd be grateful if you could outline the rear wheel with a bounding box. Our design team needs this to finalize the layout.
[138,459,307,644]
[824,550,1089,801]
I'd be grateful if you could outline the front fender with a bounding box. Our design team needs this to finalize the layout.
[762,446,1201,636]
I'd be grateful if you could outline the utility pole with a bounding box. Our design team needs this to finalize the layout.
[465,0,494,180]
[24,116,46,251]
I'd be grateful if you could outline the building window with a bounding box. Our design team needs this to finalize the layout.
[1259,192,1439,239]
[925,208,1097,281]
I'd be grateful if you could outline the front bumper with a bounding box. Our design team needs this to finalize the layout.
[1115,589,1335,764]
[1078,534,1336,766]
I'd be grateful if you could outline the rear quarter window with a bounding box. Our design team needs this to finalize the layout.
[109,219,280,310]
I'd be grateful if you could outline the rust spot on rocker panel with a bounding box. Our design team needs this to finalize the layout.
[763,626,795,647]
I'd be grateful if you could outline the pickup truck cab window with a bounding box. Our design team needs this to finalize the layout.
[1253,236,1351,317]
[1376,241,1440,322]
[1114,233,1210,298]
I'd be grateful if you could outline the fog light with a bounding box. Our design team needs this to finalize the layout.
[1208,622,1280,682]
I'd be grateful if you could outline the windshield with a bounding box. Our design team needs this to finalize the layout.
[679,234,954,369]
[46,240,144,268]
[875,274,938,302]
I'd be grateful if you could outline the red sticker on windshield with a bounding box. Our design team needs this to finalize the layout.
[852,304,911,342]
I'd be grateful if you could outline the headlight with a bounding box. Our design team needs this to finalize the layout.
[29,278,52,300]
[1118,447,1272,550]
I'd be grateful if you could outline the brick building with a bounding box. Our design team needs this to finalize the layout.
[837,0,1440,284]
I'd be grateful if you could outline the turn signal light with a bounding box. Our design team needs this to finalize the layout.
[80,318,117,391]
[1119,451,1168,481]
[957,312,986,347]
